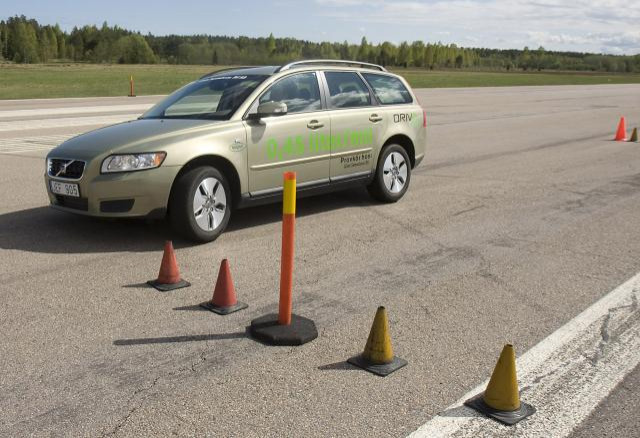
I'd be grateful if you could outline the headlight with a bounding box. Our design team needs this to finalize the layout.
[101,152,166,173]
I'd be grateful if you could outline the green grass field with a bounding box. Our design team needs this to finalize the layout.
[1,63,640,100]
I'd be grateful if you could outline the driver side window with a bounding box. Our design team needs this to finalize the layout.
[259,72,322,114]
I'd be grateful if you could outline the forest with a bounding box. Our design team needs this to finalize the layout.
[2,15,639,73]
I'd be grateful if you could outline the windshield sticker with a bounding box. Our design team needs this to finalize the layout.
[199,75,248,82]
[265,128,373,161]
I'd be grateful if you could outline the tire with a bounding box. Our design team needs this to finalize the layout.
[169,166,232,242]
[367,144,412,203]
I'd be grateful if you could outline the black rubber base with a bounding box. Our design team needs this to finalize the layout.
[147,279,190,292]
[464,392,536,425]
[249,313,318,346]
[347,354,408,377]
[199,300,248,315]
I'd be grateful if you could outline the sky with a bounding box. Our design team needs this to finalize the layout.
[4,0,640,55]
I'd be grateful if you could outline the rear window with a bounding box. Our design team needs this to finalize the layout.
[362,73,413,105]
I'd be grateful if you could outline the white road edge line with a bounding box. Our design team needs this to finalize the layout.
[407,272,640,438]
[0,114,140,132]
[0,95,166,103]
[0,104,153,119]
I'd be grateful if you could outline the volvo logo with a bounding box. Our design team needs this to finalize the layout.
[55,160,75,177]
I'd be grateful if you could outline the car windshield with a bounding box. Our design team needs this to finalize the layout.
[141,75,268,121]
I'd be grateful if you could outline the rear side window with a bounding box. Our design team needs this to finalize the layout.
[324,71,371,109]
[362,73,413,105]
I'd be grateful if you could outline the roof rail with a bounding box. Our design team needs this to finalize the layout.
[198,66,254,79]
[277,59,387,73]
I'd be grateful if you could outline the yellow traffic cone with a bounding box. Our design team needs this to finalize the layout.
[630,127,638,142]
[347,306,407,376]
[464,344,535,425]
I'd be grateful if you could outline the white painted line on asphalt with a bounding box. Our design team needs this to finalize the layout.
[0,95,166,103]
[0,104,153,119]
[0,134,74,155]
[0,147,52,154]
[0,114,139,132]
[408,272,640,438]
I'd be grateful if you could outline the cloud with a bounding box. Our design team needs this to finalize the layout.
[313,0,640,54]
[528,30,640,53]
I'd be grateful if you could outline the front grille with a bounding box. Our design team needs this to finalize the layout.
[48,159,85,180]
[55,195,89,211]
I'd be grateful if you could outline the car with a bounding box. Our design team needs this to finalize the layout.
[45,60,427,242]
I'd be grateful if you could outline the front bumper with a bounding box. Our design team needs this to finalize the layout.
[45,165,181,218]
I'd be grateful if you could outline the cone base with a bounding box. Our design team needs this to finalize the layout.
[464,392,536,426]
[200,300,248,315]
[147,279,190,292]
[249,313,318,346]
[347,354,407,377]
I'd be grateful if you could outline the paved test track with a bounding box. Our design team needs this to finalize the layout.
[0,85,639,437]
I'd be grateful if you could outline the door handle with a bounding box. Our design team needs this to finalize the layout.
[369,114,383,123]
[307,120,324,130]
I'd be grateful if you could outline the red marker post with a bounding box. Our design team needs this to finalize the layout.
[249,171,318,345]
[278,171,296,325]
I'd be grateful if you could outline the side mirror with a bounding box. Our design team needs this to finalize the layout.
[255,101,287,118]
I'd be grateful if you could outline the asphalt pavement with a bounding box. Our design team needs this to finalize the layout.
[570,364,640,438]
[0,85,639,437]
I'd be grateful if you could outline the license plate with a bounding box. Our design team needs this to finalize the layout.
[50,180,80,197]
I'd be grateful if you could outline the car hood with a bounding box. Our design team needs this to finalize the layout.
[49,118,224,161]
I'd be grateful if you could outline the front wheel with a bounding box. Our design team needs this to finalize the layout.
[367,144,411,202]
[169,166,231,242]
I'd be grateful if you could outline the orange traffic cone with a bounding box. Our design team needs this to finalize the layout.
[614,117,627,141]
[147,241,190,291]
[464,344,535,425]
[630,127,638,142]
[200,259,248,314]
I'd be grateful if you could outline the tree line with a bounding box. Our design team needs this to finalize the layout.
[2,15,639,73]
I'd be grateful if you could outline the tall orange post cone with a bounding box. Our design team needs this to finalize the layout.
[249,172,318,346]
[347,306,407,376]
[128,75,136,97]
[147,241,190,291]
[614,117,627,141]
[200,259,247,315]
[464,344,535,425]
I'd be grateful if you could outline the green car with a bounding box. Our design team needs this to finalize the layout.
[45,60,427,242]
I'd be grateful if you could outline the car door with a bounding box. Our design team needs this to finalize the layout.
[321,71,387,181]
[244,72,330,195]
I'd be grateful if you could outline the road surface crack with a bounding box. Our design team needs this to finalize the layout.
[521,290,638,394]
[102,343,211,437]
[102,376,161,437]
[584,290,638,366]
